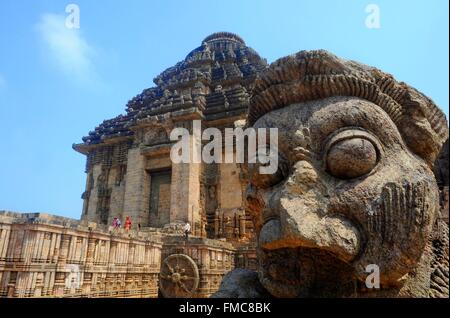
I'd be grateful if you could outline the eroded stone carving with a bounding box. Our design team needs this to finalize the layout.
[159,254,200,298]
[213,50,449,298]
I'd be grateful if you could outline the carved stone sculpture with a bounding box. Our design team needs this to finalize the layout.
[213,50,449,298]
[160,254,200,298]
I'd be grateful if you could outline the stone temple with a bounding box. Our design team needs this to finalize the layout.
[73,31,266,236]
[0,32,267,298]
[0,32,448,298]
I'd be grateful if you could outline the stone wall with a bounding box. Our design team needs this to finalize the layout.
[149,170,172,227]
[81,141,131,225]
[0,211,258,298]
[160,236,236,298]
[122,147,148,225]
[0,211,162,298]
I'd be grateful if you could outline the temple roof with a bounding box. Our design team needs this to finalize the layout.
[202,32,245,45]
[74,32,267,151]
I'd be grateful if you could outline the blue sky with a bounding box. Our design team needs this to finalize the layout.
[0,0,448,219]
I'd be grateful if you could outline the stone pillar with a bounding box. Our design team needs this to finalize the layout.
[59,234,70,263]
[83,237,95,295]
[123,147,146,224]
[86,165,102,222]
[170,162,201,225]
[128,244,135,264]
[214,211,219,238]
[109,241,117,266]
[170,121,202,227]
[7,272,17,298]
[21,230,34,264]
[53,234,70,297]
[239,214,246,238]
[86,237,96,266]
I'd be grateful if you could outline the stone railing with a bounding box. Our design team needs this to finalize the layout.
[0,211,258,298]
[0,211,162,298]
[160,235,237,297]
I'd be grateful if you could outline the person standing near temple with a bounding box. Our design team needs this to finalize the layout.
[183,222,191,241]
[124,216,132,231]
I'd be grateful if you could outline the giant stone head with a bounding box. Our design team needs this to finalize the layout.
[214,50,449,298]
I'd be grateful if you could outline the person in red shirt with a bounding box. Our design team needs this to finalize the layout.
[124,216,132,230]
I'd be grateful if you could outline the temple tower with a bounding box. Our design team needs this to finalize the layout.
[73,32,267,240]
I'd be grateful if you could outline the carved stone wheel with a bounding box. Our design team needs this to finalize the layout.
[160,254,199,298]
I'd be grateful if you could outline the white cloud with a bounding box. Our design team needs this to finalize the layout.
[36,13,97,82]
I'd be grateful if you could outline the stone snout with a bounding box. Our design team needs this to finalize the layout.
[258,161,361,263]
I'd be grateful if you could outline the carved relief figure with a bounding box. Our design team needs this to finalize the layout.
[144,127,169,146]
[213,50,449,298]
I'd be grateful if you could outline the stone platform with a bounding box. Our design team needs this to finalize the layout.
[0,211,255,298]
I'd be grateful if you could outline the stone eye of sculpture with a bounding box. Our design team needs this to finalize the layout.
[213,50,449,298]
[324,129,379,179]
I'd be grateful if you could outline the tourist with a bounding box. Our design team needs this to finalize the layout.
[183,222,191,241]
[116,218,121,228]
[125,216,132,231]
[112,217,118,229]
